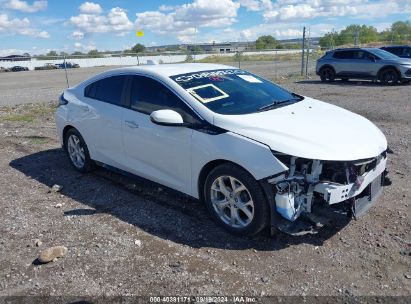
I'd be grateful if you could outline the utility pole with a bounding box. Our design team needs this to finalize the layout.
[193,27,197,62]
[63,54,69,88]
[305,28,311,77]
[354,28,359,46]
[301,26,306,76]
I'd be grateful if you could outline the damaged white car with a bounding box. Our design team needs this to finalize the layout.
[55,63,389,236]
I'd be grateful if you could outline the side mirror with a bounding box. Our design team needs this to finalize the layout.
[150,109,185,126]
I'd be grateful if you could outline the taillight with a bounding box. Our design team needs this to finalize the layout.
[57,93,69,107]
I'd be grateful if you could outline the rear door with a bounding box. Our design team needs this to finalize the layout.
[79,75,128,167]
[331,50,355,76]
[122,75,196,193]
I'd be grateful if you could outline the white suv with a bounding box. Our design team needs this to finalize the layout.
[55,63,388,236]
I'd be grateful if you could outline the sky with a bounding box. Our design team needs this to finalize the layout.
[0,0,410,55]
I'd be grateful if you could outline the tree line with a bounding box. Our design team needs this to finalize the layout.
[319,21,411,48]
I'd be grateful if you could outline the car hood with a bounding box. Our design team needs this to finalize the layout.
[212,97,387,161]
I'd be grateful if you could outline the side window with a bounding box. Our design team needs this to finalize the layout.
[84,75,127,106]
[389,48,401,56]
[333,51,354,59]
[353,51,366,59]
[401,47,411,57]
[129,76,197,123]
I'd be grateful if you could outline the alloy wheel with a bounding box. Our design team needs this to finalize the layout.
[67,134,86,169]
[210,175,254,228]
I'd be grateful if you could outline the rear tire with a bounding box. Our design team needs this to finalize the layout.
[320,67,335,82]
[64,128,95,173]
[379,68,399,85]
[204,163,269,236]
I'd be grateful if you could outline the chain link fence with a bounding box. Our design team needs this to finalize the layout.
[0,49,322,105]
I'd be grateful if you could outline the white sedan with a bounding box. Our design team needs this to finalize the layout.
[55,63,388,236]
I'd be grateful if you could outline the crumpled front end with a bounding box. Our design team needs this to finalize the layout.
[266,150,388,235]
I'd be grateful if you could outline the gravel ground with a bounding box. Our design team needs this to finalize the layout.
[0,65,410,299]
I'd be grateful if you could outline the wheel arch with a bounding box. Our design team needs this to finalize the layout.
[377,65,401,78]
[62,125,76,150]
[197,159,251,203]
[319,64,336,73]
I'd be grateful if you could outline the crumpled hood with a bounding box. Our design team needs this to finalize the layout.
[213,97,387,161]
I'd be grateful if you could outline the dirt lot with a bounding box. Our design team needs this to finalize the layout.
[0,64,410,299]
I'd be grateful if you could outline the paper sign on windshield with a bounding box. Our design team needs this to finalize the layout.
[186,84,229,103]
[238,75,262,83]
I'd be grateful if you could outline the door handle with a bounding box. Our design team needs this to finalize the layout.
[125,120,139,129]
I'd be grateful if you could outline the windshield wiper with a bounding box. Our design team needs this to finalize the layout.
[257,93,304,112]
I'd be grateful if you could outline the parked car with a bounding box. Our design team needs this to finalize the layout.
[10,66,29,72]
[381,45,411,59]
[56,63,388,236]
[35,63,58,70]
[316,47,411,84]
[55,62,80,69]
[0,67,11,72]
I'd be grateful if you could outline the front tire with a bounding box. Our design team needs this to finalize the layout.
[64,128,95,173]
[204,163,269,236]
[379,68,399,85]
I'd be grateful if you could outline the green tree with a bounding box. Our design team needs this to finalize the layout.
[131,43,145,53]
[87,49,102,58]
[46,51,58,57]
[338,24,378,45]
[71,51,84,56]
[256,35,278,50]
[386,21,411,43]
[319,30,338,48]
[320,24,379,48]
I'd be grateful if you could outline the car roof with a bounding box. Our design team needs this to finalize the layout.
[382,45,411,48]
[332,47,381,52]
[108,63,237,77]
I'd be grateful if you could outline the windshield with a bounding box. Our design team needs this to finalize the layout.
[170,69,303,115]
[369,49,399,60]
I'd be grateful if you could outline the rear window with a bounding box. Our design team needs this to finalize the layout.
[332,51,354,59]
[85,75,127,106]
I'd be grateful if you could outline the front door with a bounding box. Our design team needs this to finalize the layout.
[122,75,194,193]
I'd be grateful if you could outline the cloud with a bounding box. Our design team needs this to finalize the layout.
[79,2,102,14]
[70,6,133,36]
[135,0,240,42]
[260,0,410,21]
[4,0,47,13]
[238,0,272,11]
[74,41,96,51]
[70,30,84,40]
[0,13,49,38]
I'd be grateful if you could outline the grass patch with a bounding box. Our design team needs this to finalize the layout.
[197,51,324,64]
[1,113,34,123]
[0,102,55,124]
[29,137,49,145]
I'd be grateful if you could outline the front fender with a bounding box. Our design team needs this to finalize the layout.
[191,131,287,198]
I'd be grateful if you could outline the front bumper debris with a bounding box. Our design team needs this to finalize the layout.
[314,156,386,205]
